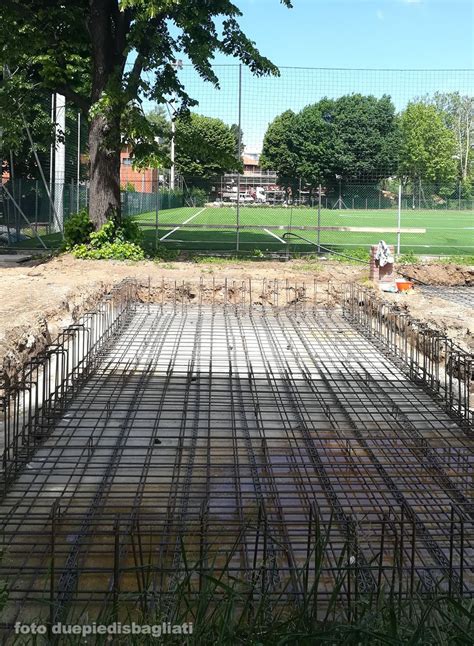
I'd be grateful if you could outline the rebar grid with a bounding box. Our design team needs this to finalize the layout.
[343,283,474,429]
[0,280,138,493]
[420,286,474,310]
[0,301,472,631]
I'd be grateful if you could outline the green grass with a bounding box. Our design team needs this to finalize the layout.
[5,536,473,645]
[5,205,474,258]
[135,205,474,256]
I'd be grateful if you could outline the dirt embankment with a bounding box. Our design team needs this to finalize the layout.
[380,290,474,352]
[0,255,366,376]
[380,263,474,352]
[399,263,474,286]
[0,255,472,378]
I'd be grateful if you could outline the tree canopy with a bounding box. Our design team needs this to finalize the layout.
[1,0,293,225]
[175,113,241,178]
[260,110,300,193]
[261,94,399,192]
[424,92,474,185]
[399,103,457,188]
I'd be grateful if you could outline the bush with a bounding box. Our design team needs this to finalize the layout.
[398,251,419,265]
[64,210,94,248]
[71,214,145,261]
[120,181,137,192]
[120,217,142,244]
[153,245,180,262]
[329,247,370,263]
[185,187,207,207]
[73,240,145,261]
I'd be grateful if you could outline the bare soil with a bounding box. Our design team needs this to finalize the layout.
[0,255,365,376]
[399,263,474,286]
[0,254,472,376]
[380,291,474,352]
[381,263,474,352]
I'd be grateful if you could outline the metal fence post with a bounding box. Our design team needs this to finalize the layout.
[155,176,160,252]
[35,180,39,232]
[76,112,81,212]
[317,184,322,253]
[397,182,402,255]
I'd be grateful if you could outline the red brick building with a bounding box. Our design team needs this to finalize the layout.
[120,147,158,193]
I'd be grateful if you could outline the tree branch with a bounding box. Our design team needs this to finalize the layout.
[116,6,133,59]
[125,54,145,98]
[54,85,91,113]
[124,16,163,98]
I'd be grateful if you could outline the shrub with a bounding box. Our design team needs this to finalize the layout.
[185,187,207,207]
[153,245,180,262]
[64,210,94,248]
[71,215,145,261]
[398,251,419,265]
[120,181,137,192]
[88,220,116,248]
[73,240,145,261]
[120,217,142,244]
[329,247,370,263]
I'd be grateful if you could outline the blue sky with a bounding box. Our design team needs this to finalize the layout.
[142,0,474,152]
[227,0,473,69]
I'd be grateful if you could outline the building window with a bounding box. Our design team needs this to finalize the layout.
[122,157,133,166]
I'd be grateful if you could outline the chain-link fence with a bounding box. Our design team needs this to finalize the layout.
[2,66,473,255]
[2,177,472,256]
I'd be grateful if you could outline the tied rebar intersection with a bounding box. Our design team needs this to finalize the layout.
[0,280,472,633]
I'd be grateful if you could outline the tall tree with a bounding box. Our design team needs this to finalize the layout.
[1,0,293,227]
[327,94,399,183]
[399,102,457,187]
[175,113,241,178]
[426,92,474,184]
[128,105,171,170]
[261,94,399,191]
[260,110,300,194]
[290,100,334,190]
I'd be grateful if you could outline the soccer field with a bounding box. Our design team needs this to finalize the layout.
[135,205,474,255]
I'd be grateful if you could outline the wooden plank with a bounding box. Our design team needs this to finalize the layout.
[334,227,426,234]
[140,222,426,234]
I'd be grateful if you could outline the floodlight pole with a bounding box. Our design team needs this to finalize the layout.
[236,64,242,252]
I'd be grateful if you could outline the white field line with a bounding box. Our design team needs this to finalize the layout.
[264,228,287,244]
[159,207,207,242]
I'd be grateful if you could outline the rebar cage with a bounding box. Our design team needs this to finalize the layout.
[0,280,472,635]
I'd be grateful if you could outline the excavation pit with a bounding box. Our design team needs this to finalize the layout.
[0,282,472,633]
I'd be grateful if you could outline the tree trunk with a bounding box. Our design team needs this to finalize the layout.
[87,0,126,229]
[88,112,121,228]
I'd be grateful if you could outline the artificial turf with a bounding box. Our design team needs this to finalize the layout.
[5,205,473,255]
[134,205,474,255]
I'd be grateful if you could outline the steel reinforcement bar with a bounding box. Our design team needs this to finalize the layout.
[0,280,137,495]
[343,284,473,431]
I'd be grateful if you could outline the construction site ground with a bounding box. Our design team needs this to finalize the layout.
[0,254,473,377]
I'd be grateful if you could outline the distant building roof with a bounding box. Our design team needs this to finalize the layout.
[242,153,260,167]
